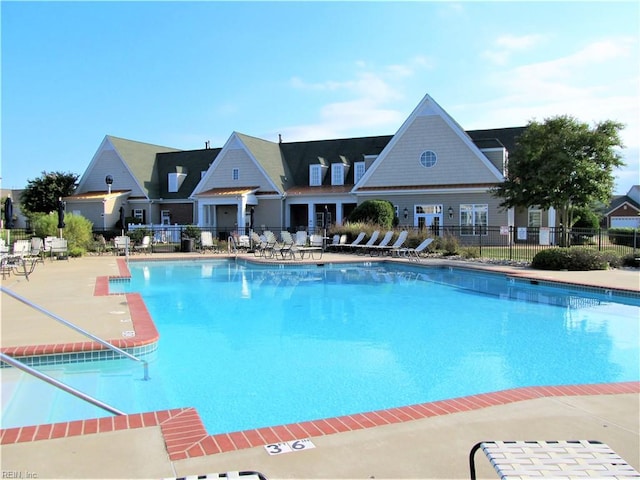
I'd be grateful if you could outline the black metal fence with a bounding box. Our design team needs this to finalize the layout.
[3,225,638,261]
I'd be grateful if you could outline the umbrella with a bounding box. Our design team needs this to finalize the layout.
[250,207,255,230]
[119,206,126,234]
[4,197,14,229]
[57,199,66,229]
[323,205,329,229]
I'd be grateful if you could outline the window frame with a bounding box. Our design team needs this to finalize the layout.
[309,165,322,186]
[460,204,488,235]
[419,150,437,168]
[232,168,240,181]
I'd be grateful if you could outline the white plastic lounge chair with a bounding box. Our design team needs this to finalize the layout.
[49,238,69,261]
[134,235,152,254]
[374,230,408,256]
[344,232,366,252]
[398,237,433,261]
[367,231,395,256]
[113,236,130,256]
[200,231,218,253]
[469,440,639,479]
[295,231,308,246]
[352,231,380,254]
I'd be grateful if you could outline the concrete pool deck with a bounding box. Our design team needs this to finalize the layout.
[1,252,639,479]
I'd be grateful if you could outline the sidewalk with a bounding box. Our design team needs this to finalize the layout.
[1,253,638,479]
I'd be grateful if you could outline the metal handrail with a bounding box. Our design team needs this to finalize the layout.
[1,286,149,380]
[1,352,125,416]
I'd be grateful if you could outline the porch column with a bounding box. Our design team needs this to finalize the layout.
[548,207,556,245]
[308,202,316,231]
[336,203,343,225]
[238,196,247,234]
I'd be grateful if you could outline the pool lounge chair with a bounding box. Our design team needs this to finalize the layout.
[200,231,218,253]
[469,440,640,479]
[351,230,379,254]
[398,237,433,261]
[343,232,366,252]
[164,471,268,480]
[370,230,408,256]
[133,235,152,254]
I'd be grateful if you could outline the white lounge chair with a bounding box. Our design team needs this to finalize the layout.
[343,232,366,252]
[200,231,218,253]
[49,238,69,261]
[372,230,408,256]
[134,235,152,254]
[366,231,395,255]
[351,231,379,254]
[398,237,434,261]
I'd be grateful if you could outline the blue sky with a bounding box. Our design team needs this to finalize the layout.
[2,1,639,195]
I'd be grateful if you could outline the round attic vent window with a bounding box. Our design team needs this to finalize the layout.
[419,150,437,168]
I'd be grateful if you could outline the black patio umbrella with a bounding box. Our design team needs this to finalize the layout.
[250,207,255,230]
[119,206,126,234]
[57,199,66,229]
[4,197,14,229]
[323,205,329,229]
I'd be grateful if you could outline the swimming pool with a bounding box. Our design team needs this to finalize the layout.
[1,260,639,432]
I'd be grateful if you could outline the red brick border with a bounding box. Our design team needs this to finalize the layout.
[1,258,158,357]
[1,382,638,461]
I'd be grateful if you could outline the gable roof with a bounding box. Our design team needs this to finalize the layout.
[236,132,292,192]
[156,148,221,199]
[279,135,392,192]
[605,194,640,215]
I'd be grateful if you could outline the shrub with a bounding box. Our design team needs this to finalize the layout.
[31,212,94,255]
[531,247,608,271]
[599,250,622,269]
[608,227,640,247]
[460,247,480,259]
[622,253,640,268]
[440,233,459,256]
[348,200,396,229]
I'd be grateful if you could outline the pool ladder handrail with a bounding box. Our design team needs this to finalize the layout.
[0,352,125,416]
[1,286,150,381]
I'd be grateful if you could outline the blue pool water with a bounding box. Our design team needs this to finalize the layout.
[1,260,639,433]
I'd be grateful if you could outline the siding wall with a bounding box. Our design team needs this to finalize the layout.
[80,149,146,197]
[364,116,500,188]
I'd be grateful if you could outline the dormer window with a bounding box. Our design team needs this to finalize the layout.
[354,161,365,183]
[232,168,239,181]
[168,172,187,193]
[331,163,345,186]
[310,165,322,186]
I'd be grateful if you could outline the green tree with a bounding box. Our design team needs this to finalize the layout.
[20,171,79,215]
[492,115,625,244]
[348,200,396,228]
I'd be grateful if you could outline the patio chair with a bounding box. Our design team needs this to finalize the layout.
[365,230,394,256]
[326,234,347,251]
[134,235,152,255]
[343,232,366,252]
[163,471,267,480]
[200,231,218,254]
[49,238,69,261]
[351,230,380,255]
[371,230,408,256]
[469,440,639,479]
[295,230,308,246]
[398,237,434,261]
[113,236,130,256]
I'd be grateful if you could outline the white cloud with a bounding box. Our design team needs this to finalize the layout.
[482,33,548,65]
[282,57,430,140]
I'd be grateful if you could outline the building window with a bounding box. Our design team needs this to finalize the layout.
[419,150,437,168]
[528,208,542,228]
[168,172,187,193]
[310,165,322,186]
[354,162,365,183]
[460,204,488,235]
[331,164,345,186]
[133,209,144,222]
[232,168,239,181]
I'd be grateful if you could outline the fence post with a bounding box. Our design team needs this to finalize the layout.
[509,226,513,261]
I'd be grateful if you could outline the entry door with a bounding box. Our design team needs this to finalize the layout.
[414,205,443,236]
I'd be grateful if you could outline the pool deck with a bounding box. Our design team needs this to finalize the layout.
[1,251,639,479]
